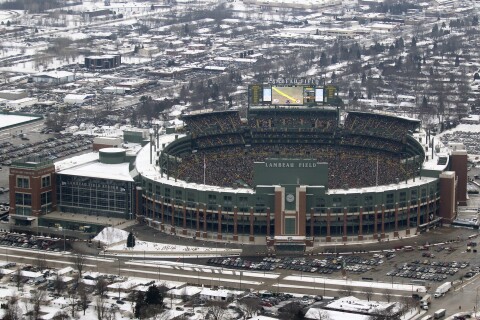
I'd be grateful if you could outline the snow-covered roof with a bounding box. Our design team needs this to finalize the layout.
[305,308,370,320]
[168,286,202,296]
[56,152,134,182]
[200,288,231,298]
[326,296,395,314]
[57,266,74,276]
[33,71,74,79]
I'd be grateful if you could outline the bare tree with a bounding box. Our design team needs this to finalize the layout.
[75,253,86,280]
[4,294,22,320]
[308,309,331,320]
[237,297,261,319]
[78,282,90,315]
[95,277,109,297]
[52,310,70,320]
[206,301,229,320]
[14,268,22,290]
[36,252,47,271]
[384,290,392,303]
[95,295,108,320]
[26,289,47,320]
[67,288,78,318]
[341,285,354,297]
[365,286,374,302]
[53,273,66,295]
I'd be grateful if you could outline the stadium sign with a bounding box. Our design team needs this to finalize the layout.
[254,159,328,187]
[267,78,324,85]
[265,161,317,168]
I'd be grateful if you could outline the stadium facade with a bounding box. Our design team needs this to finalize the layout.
[137,108,467,250]
[8,108,467,250]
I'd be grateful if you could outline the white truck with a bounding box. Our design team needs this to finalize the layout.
[434,282,452,298]
[420,294,432,309]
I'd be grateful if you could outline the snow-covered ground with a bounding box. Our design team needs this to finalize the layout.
[0,114,41,129]
[93,227,129,245]
[108,239,239,253]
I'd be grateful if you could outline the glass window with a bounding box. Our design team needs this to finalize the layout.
[17,177,29,188]
[41,175,51,188]
[15,193,32,206]
[41,191,52,205]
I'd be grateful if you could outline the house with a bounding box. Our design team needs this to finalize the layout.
[168,286,202,299]
[199,288,232,302]
[32,71,75,85]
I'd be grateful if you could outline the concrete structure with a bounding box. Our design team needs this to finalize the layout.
[85,55,121,70]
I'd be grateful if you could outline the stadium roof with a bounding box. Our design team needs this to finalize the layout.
[136,134,255,194]
[348,110,420,123]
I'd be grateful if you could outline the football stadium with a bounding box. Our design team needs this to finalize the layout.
[136,84,468,251]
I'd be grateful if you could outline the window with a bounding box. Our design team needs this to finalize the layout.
[386,193,394,209]
[41,175,51,188]
[15,193,32,206]
[332,197,342,207]
[364,195,373,211]
[239,196,248,212]
[411,189,418,205]
[399,192,406,207]
[17,177,29,189]
[41,191,52,205]
[175,189,183,201]
[187,191,195,203]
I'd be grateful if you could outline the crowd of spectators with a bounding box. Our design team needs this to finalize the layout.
[171,110,420,189]
[176,144,415,189]
[195,134,245,149]
[248,110,338,132]
[182,111,242,136]
[340,135,404,153]
[344,112,419,141]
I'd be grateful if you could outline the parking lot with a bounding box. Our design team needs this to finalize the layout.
[207,255,384,275]
[0,232,61,252]
[0,134,93,166]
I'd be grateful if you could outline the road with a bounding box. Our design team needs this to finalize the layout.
[0,245,425,299]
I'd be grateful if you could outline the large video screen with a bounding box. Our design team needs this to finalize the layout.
[271,86,304,105]
[249,84,330,106]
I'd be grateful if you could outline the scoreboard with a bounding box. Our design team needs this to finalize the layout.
[249,84,337,107]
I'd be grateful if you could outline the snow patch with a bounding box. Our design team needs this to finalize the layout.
[94,227,129,245]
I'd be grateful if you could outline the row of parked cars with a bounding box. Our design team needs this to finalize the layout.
[0,134,92,165]
[208,255,384,275]
[0,232,59,251]
[386,260,471,282]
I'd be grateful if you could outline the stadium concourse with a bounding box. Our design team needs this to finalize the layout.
[137,107,467,252]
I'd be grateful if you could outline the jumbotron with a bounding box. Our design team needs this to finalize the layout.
[137,105,467,251]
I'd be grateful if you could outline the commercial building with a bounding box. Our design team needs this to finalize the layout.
[9,148,139,235]
[84,55,121,70]
[31,71,75,85]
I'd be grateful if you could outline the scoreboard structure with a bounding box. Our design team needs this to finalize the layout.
[249,83,338,107]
